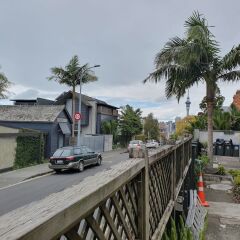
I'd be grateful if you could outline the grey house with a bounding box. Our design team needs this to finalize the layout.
[55,91,118,135]
[0,105,72,157]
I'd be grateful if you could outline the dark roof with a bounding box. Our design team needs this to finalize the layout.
[11,98,55,105]
[55,91,91,106]
[0,105,67,122]
[55,91,118,109]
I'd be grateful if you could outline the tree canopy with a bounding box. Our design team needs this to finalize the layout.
[143,113,160,140]
[119,105,143,145]
[144,11,240,161]
[48,55,97,87]
[0,68,10,99]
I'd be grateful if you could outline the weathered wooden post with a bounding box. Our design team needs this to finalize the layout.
[137,148,150,240]
[172,148,176,201]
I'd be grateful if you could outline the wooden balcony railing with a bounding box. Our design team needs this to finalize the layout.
[0,137,192,240]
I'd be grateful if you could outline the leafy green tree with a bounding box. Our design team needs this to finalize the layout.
[49,55,97,137]
[190,114,207,131]
[144,113,160,140]
[119,105,143,145]
[144,11,240,162]
[230,105,240,130]
[101,120,119,144]
[0,68,10,98]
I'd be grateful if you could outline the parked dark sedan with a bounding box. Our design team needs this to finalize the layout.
[49,146,102,173]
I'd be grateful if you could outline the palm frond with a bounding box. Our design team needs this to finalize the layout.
[219,70,240,82]
[220,44,240,71]
[48,55,98,88]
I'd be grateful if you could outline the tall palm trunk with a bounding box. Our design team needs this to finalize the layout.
[206,83,215,163]
[72,85,76,138]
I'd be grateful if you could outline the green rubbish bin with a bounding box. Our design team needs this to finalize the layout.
[224,142,233,156]
[192,141,198,160]
[213,143,217,155]
[216,143,224,156]
[233,145,239,157]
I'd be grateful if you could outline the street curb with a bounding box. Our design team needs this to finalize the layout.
[203,173,234,183]
[24,170,54,181]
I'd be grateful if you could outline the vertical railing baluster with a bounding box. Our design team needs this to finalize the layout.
[137,149,150,240]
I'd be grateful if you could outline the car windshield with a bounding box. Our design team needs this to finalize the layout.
[130,140,139,144]
[53,149,72,157]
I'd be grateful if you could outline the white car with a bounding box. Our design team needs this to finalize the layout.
[128,140,145,152]
[146,140,159,148]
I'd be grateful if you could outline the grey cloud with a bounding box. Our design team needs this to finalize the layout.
[0,0,240,118]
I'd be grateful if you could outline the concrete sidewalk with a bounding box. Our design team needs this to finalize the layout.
[205,173,240,240]
[0,163,53,189]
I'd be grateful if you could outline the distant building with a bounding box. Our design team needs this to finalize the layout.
[175,116,181,123]
[165,121,175,138]
[159,121,168,140]
[11,98,54,106]
[0,105,72,157]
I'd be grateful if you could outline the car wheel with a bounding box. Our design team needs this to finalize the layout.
[79,161,84,172]
[54,169,61,174]
[96,156,102,166]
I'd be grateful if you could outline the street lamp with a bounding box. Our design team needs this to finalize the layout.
[77,65,100,147]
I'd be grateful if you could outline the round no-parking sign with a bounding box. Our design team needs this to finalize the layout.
[74,112,82,121]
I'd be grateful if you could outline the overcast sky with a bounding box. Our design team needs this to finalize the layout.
[0,0,239,120]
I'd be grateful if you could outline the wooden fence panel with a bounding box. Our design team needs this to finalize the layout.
[0,137,193,240]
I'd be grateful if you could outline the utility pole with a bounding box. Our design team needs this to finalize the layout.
[77,65,100,147]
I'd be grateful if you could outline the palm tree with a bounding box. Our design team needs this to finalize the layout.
[144,11,240,162]
[0,68,10,99]
[49,55,98,137]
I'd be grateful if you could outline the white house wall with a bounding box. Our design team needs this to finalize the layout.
[194,129,240,145]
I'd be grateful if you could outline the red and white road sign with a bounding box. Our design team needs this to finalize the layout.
[74,112,82,121]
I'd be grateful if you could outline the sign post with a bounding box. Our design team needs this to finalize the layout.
[74,112,81,121]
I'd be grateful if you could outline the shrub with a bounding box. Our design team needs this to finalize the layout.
[229,170,240,203]
[234,175,240,186]
[198,155,209,168]
[217,165,226,175]
[229,169,240,178]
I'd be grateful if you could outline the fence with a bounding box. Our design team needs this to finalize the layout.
[0,137,192,240]
[72,135,113,153]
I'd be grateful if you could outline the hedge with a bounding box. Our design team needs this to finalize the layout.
[14,134,45,169]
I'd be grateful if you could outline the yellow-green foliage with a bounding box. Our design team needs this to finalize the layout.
[234,175,240,186]
[229,169,240,202]
[229,169,240,178]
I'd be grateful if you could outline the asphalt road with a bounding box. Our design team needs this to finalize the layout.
[0,150,129,216]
